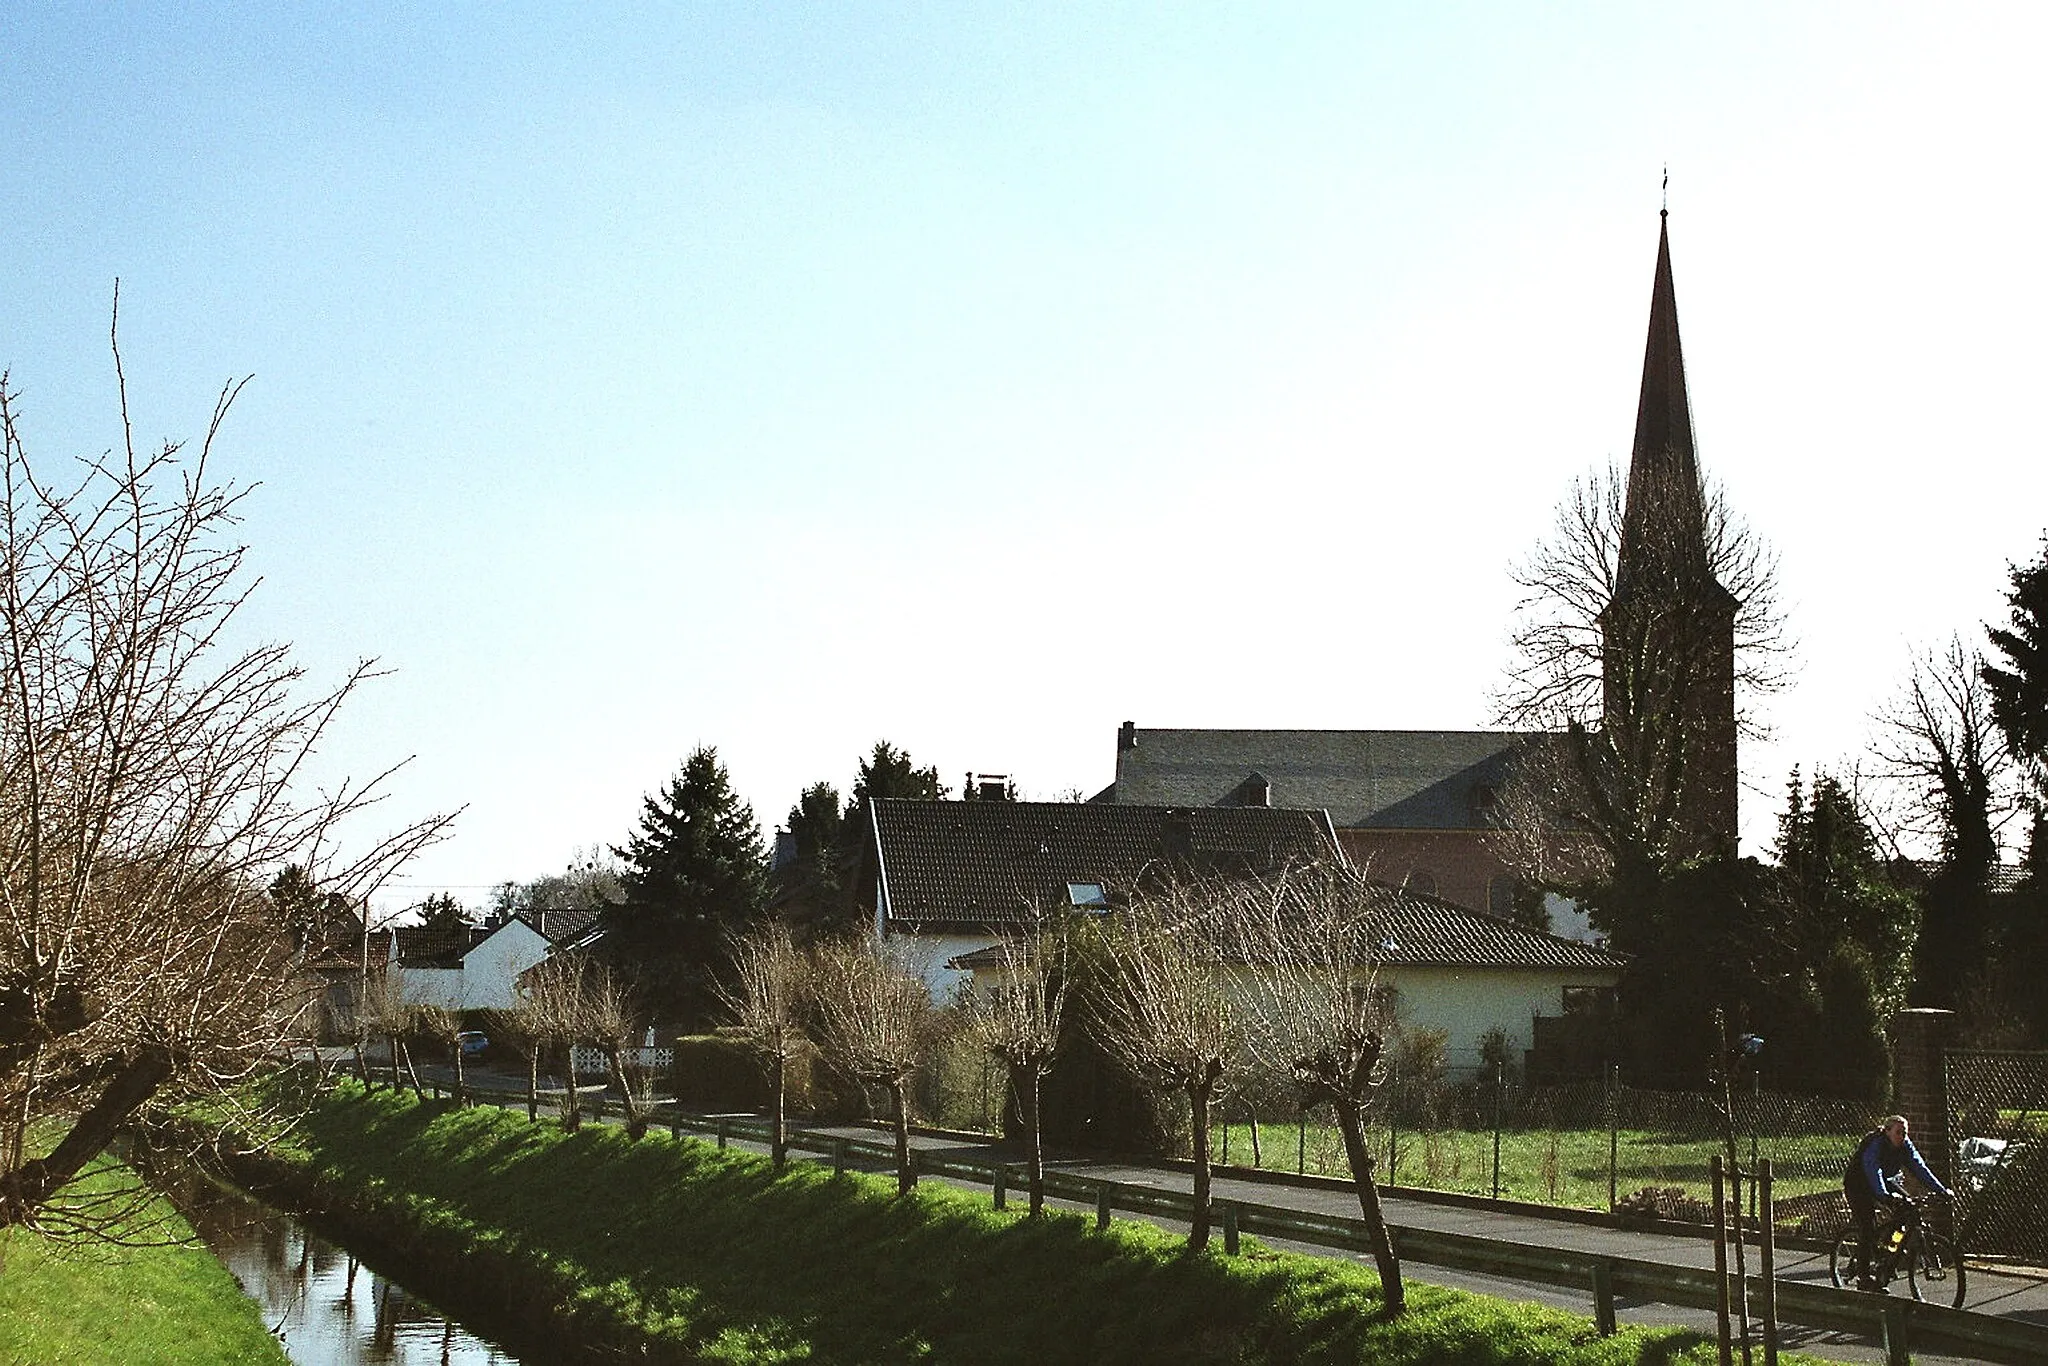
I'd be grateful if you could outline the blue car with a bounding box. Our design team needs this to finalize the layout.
[456,1030,489,1060]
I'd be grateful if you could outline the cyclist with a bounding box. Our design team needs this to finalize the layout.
[1842,1114,1952,1291]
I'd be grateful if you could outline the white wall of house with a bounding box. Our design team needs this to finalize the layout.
[882,927,995,1003]
[1377,964,1622,1078]
[394,965,466,1010]
[460,920,553,1010]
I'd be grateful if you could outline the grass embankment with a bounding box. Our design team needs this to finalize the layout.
[0,1152,288,1366]
[223,1081,1845,1365]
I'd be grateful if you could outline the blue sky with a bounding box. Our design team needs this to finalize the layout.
[5,5,2044,911]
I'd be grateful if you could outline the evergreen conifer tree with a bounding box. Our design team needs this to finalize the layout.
[609,746,768,1023]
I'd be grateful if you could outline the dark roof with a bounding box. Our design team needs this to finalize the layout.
[1362,890,1626,971]
[515,908,601,943]
[950,888,1625,974]
[869,799,1343,932]
[392,927,471,968]
[1109,727,1539,829]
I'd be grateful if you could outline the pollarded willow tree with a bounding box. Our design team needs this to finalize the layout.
[1086,887,1242,1252]
[1223,862,1405,1314]
[957,913,1069,1216]
[714,920,810,1169]
[0,308,452,1241]
[806,935,940,1195]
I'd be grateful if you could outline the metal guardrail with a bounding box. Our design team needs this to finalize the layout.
[427,1088,2048,1366]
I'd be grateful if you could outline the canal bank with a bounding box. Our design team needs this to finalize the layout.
[161,1079,1830,1365]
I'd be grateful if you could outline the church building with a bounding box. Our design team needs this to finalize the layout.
[1097,212,1740,923]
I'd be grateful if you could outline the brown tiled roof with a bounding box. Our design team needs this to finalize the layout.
[869,799,1342,931]
[950,888,1625,974]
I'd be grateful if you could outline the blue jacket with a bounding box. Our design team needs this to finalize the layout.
[1849,1128,1949,1201]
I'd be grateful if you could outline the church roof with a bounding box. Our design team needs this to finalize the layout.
[1107,726,1538,829]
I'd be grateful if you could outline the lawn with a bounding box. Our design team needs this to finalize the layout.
[1212,1116,1864,1212]
[0,1150,288,1366]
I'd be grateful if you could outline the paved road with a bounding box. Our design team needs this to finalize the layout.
[390,1062,2048,1365]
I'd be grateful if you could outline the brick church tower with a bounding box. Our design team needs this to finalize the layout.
[1597,212,1739,860]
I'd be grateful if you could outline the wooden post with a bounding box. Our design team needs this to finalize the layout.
[1758,1158,1778,1366]
[716,1117,728,1149]
[1608,1064,1621,1212]
[1592,1259,1617,1336]
[1881,1300,1909,1366]
[1712,1155,1733,1366]
[1095,1182,1111,1231]
[993,1164,1007,1211]
[834,1137,849,1175]
[1223,1201,1239,1255]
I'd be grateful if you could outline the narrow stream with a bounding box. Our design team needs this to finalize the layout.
[171,1173,527,1366]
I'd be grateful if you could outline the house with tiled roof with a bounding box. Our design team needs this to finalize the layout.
[859,798,1343,998]
[861,798,1624,1074]
[391,909,602,1012]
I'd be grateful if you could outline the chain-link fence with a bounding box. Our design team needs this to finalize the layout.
[1946,1048,2048,1263]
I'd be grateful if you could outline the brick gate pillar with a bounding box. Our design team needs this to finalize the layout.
[1890,1008,1957,1183]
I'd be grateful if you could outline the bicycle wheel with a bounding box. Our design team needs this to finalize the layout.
[1906,1230,1966,1309]
[1829,1228,1861,1289]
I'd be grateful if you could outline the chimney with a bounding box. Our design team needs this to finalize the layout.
[1162,808,1193,860]
[1118,720,1136,752]
[1247,771,1271,807]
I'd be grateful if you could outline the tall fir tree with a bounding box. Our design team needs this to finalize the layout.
[773,780,850,937]
[850,741,945,807]
[1985,536,2048,833]
[609,746,768,1024]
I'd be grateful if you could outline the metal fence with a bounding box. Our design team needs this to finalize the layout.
[1206,1068,1874,1235]
[1946,1048,2048,1262]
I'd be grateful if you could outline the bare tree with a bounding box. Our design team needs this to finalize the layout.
[584,963,657,1139]
[0,308,453,1240]
[1495,462,1789,889]
[713,921,809,1169]
[1086,886,1241,1251]
[516,953,591,1130]
[355,972,423,1099]
[957,914,1069,1215]
[1225,862,1405,1314]
[1875,637,2023,1009]
[806,936,939,1195]
[413,1002,468,1105]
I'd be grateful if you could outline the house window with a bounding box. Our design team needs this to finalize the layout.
[1066,882,1109,911]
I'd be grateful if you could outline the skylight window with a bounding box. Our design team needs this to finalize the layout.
[1067,882,1109,910]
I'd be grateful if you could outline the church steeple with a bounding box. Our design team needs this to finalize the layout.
[1601,210,1739,862]
[1618,211,1715,594]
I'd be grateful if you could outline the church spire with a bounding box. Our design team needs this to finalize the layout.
[1618,211,1713,591]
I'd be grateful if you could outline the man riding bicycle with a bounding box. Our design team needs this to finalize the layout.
[1842,1114,1952,1291]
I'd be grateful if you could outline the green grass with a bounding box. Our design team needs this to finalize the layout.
[224,1081,1853,1365]
[1214,1119,1862,1210]
[0,1152,288,1366]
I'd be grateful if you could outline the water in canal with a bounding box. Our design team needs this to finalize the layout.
[173,1174,528,1366]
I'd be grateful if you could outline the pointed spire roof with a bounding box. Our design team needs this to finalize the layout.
[1617,212,1719,594]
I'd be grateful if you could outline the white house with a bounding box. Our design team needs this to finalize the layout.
[390,909,601,1012]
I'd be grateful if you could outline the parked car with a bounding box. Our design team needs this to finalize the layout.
[456,1030,489,1061]
[1957,1135,2026,1194]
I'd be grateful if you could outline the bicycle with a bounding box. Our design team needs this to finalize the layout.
[1828,1195,1966,1309]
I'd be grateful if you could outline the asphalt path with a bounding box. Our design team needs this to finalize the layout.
[370,1060,2048,1366]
